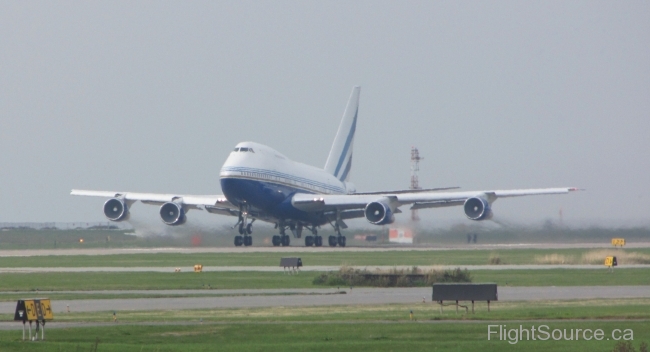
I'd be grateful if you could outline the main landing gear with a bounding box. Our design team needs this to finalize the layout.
[271,221,322,247]
[304,226,323,247]
[272,225,291,247]
[327,221,346,247]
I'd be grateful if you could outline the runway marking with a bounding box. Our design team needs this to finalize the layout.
[3,264,650,273]
[1,286,649,313]
[2,242,650,257]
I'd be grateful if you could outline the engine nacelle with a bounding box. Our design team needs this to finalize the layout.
[103,198,130,221]
[364,201,396,225]
[464,197,493,220]
[159,202,187,226]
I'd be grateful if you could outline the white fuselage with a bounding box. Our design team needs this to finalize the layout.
[219,142,350,223]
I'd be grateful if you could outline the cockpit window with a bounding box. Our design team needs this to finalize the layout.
[233,148,239,152]
[240,147,249,152]
[249,148,254,153]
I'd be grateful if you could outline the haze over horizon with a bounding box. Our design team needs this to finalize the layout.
[1,2,648,229]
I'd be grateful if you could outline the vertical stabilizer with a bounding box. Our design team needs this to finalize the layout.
[324,86,360,182]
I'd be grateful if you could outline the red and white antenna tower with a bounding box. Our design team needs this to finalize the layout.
[410,146,423,221]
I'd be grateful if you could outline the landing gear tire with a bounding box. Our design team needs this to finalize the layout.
[314,236,323,247]
[337,236,346,247]
[328,236,337,247]
[246,223,253,235]
[281,235,290,247]
[272,235,281,247]
[305,236,314,247]
[244,236,252,246]
[234,236,243,246]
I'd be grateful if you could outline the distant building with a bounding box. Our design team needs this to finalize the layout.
[354,234,378,242]
[389,228,413,244]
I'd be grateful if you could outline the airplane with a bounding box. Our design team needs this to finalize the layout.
[71,86,579,247]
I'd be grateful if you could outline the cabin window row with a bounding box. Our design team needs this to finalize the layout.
[239,171,332,193]
[233,147,255,153]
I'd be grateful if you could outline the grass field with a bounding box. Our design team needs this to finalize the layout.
[0,269,648,292]
[1,321,648,351]
[0,292,320,303]
[1,301,649,351]
[2,248,650,268]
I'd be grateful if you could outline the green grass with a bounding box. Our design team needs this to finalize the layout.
[2,248,650,268]
[0,322,645,351]
[0,271,316,291]
[2,300,650,351]
[0,291,326,303]
[0,318,648,351]
[0,269,648,292]
[472,269,650,287]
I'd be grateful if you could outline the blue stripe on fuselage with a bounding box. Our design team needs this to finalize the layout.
[221,166,345,193]
[220,177,328,225]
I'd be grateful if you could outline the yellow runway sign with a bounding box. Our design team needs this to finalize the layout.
[14,299,54,322]
[39,300,54,320]
[605,256,618,267]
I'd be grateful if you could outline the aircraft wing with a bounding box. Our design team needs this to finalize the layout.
[70,189,236,210]
[291,187,580,212]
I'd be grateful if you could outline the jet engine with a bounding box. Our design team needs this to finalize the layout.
[159,202,187,226]
[103,198,130,221]
[364,201,396,225]
[464,197,493,220]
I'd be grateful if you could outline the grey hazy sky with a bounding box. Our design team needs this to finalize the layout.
[1,1,648,227]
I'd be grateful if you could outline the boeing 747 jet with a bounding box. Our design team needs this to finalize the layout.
[72,87,578,247]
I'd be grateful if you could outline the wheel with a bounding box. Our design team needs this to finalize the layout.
[338,236,346,247]
[234,236,243,246]
[314,236,323,247]
[238,223,245,235]
[305,236,314,247]
[281,235,290,246]
[272,235,281,246]
[246,223,253,235]
[328,236,337,247]
[244,236,252,246]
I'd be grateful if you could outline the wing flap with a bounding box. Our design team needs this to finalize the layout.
[292,187,579,212]
[70,189,234,207]
[410,200,465,210]
[353,186,459,195]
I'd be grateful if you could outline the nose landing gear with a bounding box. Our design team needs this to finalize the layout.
[233,205,254,247]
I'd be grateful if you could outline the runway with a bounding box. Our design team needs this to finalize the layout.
[1,242,649,257]
[1,286,649,314]
[2,264,650,273]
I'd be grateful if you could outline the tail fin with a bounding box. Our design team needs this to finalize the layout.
[324,86,360,182]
